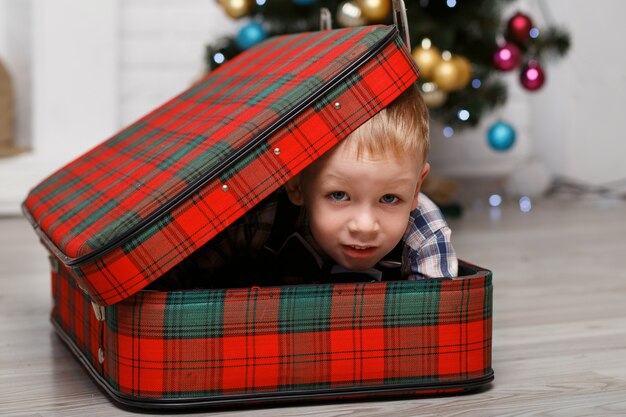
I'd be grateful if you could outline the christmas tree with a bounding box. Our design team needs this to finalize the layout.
[208,0,569,131]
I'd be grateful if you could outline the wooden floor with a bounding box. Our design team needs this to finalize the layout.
[2,194,626,416]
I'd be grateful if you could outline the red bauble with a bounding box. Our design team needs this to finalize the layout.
[493,42,522,71]
[507,12,533,44]
[520,60,545,91]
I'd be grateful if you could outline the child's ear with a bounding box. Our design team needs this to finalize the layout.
[411,162,430,210]
[284,176,304,206]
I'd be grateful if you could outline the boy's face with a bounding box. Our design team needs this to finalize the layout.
[286,140,430,271]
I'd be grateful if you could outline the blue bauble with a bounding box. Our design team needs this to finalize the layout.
[236,22,267,50]
[291,0,317,5]
[487,121,516,151]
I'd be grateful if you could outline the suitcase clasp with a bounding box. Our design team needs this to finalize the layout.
[91,302,106,322]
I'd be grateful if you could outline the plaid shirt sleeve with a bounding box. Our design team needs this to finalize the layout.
[401,193,458,279]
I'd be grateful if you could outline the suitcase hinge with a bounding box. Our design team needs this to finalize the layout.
[48,255,60,274]
[91,302,106,322]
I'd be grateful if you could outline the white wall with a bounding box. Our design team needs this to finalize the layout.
[119,0,239,126]
[531,0,626,185]
[1,0,625,214]
[0,0,32,150]
[32,1,120,157]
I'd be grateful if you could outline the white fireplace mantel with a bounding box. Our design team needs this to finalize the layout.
[0,1,120,215]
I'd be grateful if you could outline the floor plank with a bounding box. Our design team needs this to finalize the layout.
[2,195,626,416]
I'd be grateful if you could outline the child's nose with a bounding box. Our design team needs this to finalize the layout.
[347,208,380,236]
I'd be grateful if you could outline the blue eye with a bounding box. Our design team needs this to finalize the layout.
[329,191,348,202]
[380,194,399,204]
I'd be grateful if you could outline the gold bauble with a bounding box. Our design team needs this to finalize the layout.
[411,46,442,81]
[450,55,472,90]
[337,0,367,27]
[219,0,253,19]
[358,0,391,21]
[433,59,462,92]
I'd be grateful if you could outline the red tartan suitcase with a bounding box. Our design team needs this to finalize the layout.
[23,23,493,409]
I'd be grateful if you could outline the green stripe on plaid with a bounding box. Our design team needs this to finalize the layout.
[483,271,494,320]
[384,280,442,327]
[312,72,363,112]
[278,285,334,333]
[219,140,270,182]
[172,141,233,186]
[268,76,326,114]
[246,74,297,106]
[162,291,226,339]
[105,299,119,333]
[58,193,119,231]
[121,213,177,254]
[85,210,141,251]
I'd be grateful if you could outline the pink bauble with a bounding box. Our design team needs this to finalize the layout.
[507,12,533,44]
[520,61,545,91]
[493,42,521,71]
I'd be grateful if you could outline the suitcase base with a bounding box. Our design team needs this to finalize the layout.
[53,319,493,410]
[51,259,493,410]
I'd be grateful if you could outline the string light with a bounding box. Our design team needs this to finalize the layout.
[443,126,454,137]
[213,52,225,65]
[519,196,532,212]
[529,27,540,38]
[471,79,481,89]
[489,194,502,207]
[446,0,457,8]
[457,109,470,121]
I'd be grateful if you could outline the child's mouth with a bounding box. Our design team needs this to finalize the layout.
[343,245,377,259]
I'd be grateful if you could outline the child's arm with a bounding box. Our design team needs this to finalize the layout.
[402,193,459,279]
[406,227,458,279]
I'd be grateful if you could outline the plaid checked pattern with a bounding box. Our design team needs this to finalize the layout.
[403,193,457,279]
[51,258,103,373]
[24,25,419,306]
[51,261,492,402]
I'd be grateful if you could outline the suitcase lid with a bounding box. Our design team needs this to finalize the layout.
[23,25,419,305]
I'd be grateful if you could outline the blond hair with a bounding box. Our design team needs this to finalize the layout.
[347,83,429,163]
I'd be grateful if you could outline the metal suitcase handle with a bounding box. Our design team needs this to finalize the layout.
[320,0,410,51]
[392,0,411,50]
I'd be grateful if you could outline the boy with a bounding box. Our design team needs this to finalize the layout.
[157,83,457,289]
